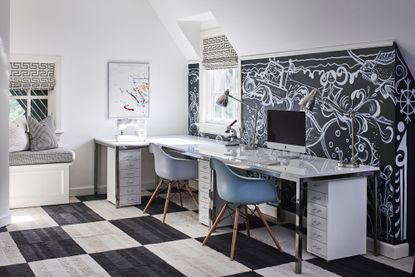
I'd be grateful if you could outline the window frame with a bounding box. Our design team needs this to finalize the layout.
[198,29,241,135]
[9,89,50,122]
[9,54,62,133]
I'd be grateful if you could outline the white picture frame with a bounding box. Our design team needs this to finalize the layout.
[108,62,150,118]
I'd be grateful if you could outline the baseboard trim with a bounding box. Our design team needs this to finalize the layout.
[367,238,409,259]
[0,212,11,228]
[70,186,106,196]
[70,181,154,196]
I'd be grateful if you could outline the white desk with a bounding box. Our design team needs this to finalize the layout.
[94,134,379,274]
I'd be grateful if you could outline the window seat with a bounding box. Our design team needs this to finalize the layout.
[9,148,75,209]
[10,148,75,166]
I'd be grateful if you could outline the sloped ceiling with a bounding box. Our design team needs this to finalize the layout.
[149,0,415,73]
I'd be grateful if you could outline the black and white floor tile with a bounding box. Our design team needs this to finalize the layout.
[0,190,412,276]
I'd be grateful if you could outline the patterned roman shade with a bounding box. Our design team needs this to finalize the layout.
[9,62,56,90]
[202,35,238,70]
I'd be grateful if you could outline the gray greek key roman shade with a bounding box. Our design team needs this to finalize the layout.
[202,35,238,70]
[9,62,56,90]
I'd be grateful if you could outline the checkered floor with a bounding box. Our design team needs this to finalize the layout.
[0,190,412,276]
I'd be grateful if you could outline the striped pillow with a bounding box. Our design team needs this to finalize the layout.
[27,116,59,151]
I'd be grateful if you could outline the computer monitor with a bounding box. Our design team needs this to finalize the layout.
[266,110,306,153]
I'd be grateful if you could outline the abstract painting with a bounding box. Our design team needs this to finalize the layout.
[108,62,149,118]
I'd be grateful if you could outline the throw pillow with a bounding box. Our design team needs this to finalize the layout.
[27,116,59,151]
[9,116,30,152]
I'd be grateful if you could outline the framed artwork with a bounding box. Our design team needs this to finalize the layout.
[108,62,150,118]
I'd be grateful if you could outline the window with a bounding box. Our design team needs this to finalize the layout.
[198,33,240,134]
[9,55,61,131]
[203,67,239,124]
[9,89,49,122]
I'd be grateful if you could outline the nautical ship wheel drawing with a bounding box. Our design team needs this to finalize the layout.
[397,80,415,123]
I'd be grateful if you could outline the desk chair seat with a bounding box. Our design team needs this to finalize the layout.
[203,158,282,260]
[143,143,198,223]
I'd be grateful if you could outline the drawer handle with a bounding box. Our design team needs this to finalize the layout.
[312,196,322,201]
[202,176,209,180]
[311,233,321,239]
[202,166,209,170]
[312,220,321,226]
[312,208,321,213]
[313,245,322,251]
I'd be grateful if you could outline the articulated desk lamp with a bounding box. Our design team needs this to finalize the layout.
[299,89,359,168]
[216,89,259,149]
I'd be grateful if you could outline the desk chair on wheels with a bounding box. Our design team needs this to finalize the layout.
[143,143,199,223]
[202,158,282,260]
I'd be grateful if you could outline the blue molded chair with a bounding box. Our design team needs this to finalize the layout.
[202,158,282,260]
[143,143,198,223]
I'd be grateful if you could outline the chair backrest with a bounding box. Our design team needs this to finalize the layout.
[149,143,197,180]
[149,143,175,179]
[210,157,278,205]
[210,157,242,202]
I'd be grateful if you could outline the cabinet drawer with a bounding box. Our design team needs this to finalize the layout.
[120,185,141,196]
[199,200,210,212]
[308,239,327,258]
[198,190,210,203]
[308,202,327,219]
[308,182,328,194]
[119,194,141,206]
[308,227,327,244]
[199,210,210,225]
[198,160,210,173]
[119,150,140,161]
[198,170,211,183]
[308,190,328,206]
[119,169,140,179]
[119,177,139,187]
[308,214,327,231]
[199,181,211,193]
[119,160,140,170]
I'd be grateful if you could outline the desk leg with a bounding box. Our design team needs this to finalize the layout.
[94,142,100,195]
[276,179,284,223]
[295,180,304,274]
[373,171,379,256]
[115,147,120,208]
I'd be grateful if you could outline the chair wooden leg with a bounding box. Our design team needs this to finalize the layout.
[230,206,240,260]
[176,181,184,207]
[202,203,228,245]
[244,205,250,238]
[184,182,199,208]
[162,182,172,223]
[143,179,163,213]
[255,206,282,251]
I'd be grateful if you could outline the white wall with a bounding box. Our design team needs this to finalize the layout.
[150,0,415,73]
[11,0,188,194]
[0,0,11,226]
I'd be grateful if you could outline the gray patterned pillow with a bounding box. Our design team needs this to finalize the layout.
[27,116,59,151]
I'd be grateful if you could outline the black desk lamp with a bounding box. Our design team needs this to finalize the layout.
[216,89,259,149]
[299,89,359,168]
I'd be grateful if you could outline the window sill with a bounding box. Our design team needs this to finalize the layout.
[196,122,239,137]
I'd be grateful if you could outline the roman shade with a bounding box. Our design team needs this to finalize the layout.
[202,35,238,70]
[9,62,56,90]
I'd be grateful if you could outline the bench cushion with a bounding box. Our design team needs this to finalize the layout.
[10,148,75,166]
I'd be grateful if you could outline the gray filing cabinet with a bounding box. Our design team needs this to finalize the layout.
[306,177,367,261]
[198,159,236,227]
[198,159,211,225]
[107,148,142,207]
